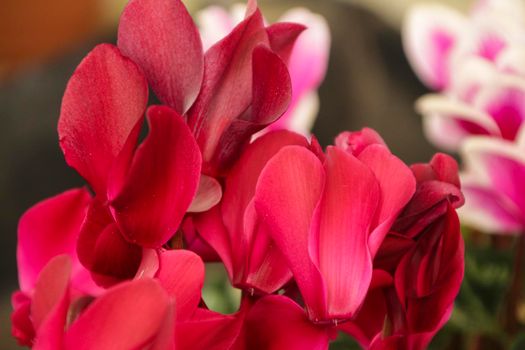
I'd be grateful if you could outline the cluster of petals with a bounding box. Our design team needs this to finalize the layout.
[403,0,525,234]
[12,0,464,349]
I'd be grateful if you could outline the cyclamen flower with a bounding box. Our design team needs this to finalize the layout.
[403,0,525,151]
[197,3,331,136]
[403,0,525,235]
[243,130,464,349]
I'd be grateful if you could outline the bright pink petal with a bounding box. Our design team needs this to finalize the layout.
[65,279,171,350]
[358,145,416,256]
[222,130,309,271]
[118,0,203,114]
[109,105,201,248]
[17,188,91,292]
[176,308,244,350]
[58,44,148,195]
[459,179,523,234]
[193,204,234,280]
[31,255,71,332]
[403,4,466,90]
[254,145,327,320]
[462,137,525,222]
[316,146,380,319]
[246,295,331,350]
[156,249,205,321]
[335,128,386,156]
[474,76,525,140]
[11,292,34,346]
[187,8,268,173]
[243,201,293,293]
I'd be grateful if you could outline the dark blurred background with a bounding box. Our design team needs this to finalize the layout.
[0,0,470,348]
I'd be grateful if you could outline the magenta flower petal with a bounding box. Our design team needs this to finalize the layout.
[460,179,523,233]
[357,145,416,256]
[403,4,466,90]
[246,295,331,350]
[118,0,204,114]
[77,199,142,283]
[109,105,201,248]
[58,44,148,195]
[255,145,327,320]
[156,249,204,321]
[176,308,244,350]
[187,7,268,173]
[266,22,306,63]
[17,188,91,292]
[31,255,71,337]
[316,146,380,319]
[65,279,171,350]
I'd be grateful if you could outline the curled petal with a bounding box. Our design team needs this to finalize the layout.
[187,8,268,173]
[109,105,202,248]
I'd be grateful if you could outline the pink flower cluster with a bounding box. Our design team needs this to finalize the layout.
[404,0,525,234]
[13,0,464,349]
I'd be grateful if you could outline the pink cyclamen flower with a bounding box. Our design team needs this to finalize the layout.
[197,3,331,136]
[404,0,525,151]
[459,136,525,234]
[243,129,463,349]
[254,128,416,322]
[192,130,324,294]
[342,155,464,350]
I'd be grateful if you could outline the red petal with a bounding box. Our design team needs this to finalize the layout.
[31,255,72,349]
[266,22,306,63]
[58,44,148,195]
[176,308,244,350]
[187,8,268,173]
[11,292,34,346]
[357,145,416,256]
[254,145,327,320]
[118,0,203,114]
[17,188,91,291]
[207,45,293,173]
[246,295,330,350]
[109,105,202,248]
[77,199,142,283]
[65,279,171,350]
[222,130,309,270]
[193,204,234,280]
[316,146,380,319]
[156,249,205,321]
